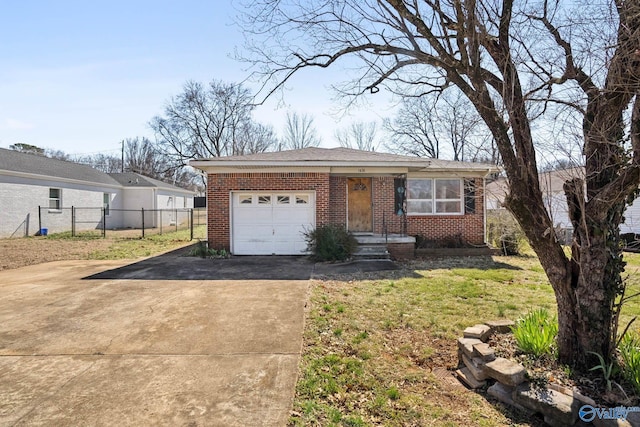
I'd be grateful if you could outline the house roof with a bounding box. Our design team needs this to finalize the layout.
[108,172,195,193]
[0,148,194,193]
[190,147,496,174]
[485,166,585,204]
[0,147,121,187]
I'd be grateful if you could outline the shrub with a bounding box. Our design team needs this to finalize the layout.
[486,210,525,255]
[619,332,640,394]
[304,224,357,261]
[512,308,558,357]
[187,240,229,258]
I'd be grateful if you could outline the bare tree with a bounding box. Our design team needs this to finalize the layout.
[281,111,321,149]
[149,80,271,163]
[9,143,45,156]
[235,122,279,154]
[74,153,122,173]
[335,121,378,151]
[384,91,493,161]
[239,0,640,368]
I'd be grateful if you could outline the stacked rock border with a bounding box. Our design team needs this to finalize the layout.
[455,320,618,427]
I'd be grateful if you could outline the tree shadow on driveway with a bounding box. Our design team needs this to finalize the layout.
[83,245,401,281]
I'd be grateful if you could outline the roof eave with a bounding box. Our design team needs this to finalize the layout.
[189,159,496,174]
[0,169,123,189]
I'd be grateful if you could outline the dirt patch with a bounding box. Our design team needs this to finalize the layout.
[0,237,115,271]
[0,227,199,271]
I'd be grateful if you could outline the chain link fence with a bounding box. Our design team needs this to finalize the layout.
[38,206,207,240]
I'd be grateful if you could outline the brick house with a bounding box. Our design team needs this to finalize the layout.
[190,147,495,258]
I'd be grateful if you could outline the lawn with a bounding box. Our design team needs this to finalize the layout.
[290,252,640,426]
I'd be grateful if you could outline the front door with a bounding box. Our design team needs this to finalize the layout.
[347,177,372,232]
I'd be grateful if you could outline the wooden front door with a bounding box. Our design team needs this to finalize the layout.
[347,177,372,232]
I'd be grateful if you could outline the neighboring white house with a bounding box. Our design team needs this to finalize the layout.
[0,148,195,238]
[485,166,640,237]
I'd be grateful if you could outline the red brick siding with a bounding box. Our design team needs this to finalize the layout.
[206,173,486,251]
[207,172,330,251]
[329,176,347,226]
[387,242,415,260]
[372,176,404,234]
[370,176,485,245]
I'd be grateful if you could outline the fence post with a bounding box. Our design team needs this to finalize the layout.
[159,210,163,235]
[175,209,178,232]
[102,207,106,238]
[72,206,75,237]
[38,206,42,235]
[190,208,194,241]
[141,208,145,238]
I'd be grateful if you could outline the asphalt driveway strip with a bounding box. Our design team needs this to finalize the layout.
[84,245,399,281]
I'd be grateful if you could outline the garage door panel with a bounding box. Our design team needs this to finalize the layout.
[235,224,273,238]
[232,192,315,255]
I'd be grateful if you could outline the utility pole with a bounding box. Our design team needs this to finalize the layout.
[121,139,124,173]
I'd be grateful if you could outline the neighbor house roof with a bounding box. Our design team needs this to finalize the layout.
[190,147,496,174]
[108,172,195,193]
[0,147,121,187]
[485,166,584,205]
[0,148,194,193]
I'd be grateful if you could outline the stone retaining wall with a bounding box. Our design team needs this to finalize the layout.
[455,320,640,426]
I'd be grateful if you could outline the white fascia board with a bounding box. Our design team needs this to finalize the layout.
[0,169,123,190]
[189,160,495,175]
[408,169,494,178]
[189,164,332,174]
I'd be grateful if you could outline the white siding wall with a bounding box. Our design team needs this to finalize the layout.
[545,193,571,230]
[155,191,194,228]
[121,188,156,228]
[622,199,640,234]
[0,175,122,237]
[1,174,195,237]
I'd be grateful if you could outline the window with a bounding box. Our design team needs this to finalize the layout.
[407,179,462,215]
[49,188,61,211]
[239,195,253,204]
[258,195,271,205]
[277,195,290,204]
[103,193,111,216]
[296,195,309,204]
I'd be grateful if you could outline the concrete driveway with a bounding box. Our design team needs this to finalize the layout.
[0,258,310,426]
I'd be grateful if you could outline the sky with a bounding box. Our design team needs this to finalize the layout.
[0,0,395,157]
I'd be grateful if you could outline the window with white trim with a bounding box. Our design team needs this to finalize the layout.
[277,195,290,204]
[258,195,271,204]
[239,195,253,204]
[407,178,462,214]
[49,188,61,211]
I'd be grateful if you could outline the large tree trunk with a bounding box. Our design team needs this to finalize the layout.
[504,173,625,368]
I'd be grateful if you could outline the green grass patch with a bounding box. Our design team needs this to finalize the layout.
[290,253,640,426]
[87,226,204,260]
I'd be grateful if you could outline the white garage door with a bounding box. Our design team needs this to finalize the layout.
[232,192,315,255]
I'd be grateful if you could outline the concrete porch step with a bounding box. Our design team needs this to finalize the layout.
[351,234,415,260]
[353,244,390,260]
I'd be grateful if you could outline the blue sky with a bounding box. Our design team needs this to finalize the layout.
[0,0,393,156]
